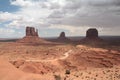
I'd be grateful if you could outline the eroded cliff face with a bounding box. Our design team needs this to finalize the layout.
[26,27,38,37]
[17,26,49,44]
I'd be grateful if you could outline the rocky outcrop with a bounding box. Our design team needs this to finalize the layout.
[59,32,65,38]
[26,27,38,36]
[80,28,104,45]
[17,26,50,44]
[86,28,98,38]
[57,32,71,43]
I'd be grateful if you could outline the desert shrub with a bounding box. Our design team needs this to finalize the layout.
[65,69,70,74]
[54,75,61,80]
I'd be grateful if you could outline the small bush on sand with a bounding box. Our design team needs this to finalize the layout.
[65,69,70,74]
[54,75,61,80]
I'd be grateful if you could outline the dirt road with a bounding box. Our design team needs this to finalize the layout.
[10,50,72,62]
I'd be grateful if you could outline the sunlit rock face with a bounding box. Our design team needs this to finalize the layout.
[17,26,49,44]
[26,27,38,37]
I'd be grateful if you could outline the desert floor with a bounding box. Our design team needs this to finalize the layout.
[0,42,120,80]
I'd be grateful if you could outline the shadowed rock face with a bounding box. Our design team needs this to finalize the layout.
[26,27,38,37]
[57,32,71,42]
[59,32,65,38]
[80,28,104,45]
[86,28,98,38]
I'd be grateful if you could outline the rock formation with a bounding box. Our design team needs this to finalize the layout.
[17,26,49,44]
[86,28,98,38]
[57,32,71,43]
[26,27,38,36]
[58,32,66,39]
[80,28,104,45]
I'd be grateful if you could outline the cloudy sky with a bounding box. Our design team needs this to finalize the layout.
[0,0,120,38]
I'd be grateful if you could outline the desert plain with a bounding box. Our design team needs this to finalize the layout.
[0,41,120,80]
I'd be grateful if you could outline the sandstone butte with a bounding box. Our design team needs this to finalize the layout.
[57,32,71,42]
[17,26,49,43]
[80,28,104,44]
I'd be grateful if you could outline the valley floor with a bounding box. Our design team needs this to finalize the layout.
[0,42,120,80]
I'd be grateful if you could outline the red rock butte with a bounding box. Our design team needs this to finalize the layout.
[86,28,98,38]
[57,32,71,42]
[26,27,38,37]
[17,26,49,43]
[80,28,104,44]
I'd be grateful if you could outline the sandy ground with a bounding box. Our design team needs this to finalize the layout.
[0,42,120,80]
[0,58,54,80]
[57,65,120,80]
[0,57,120,80]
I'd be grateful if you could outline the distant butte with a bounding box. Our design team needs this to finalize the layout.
[57,32,71,43]
[80,28,104,44]
[26,27,38,37]
[17,26,49,44]
[58,32,66,39]
[86,28,98,38]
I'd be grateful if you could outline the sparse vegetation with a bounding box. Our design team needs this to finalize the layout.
[65,69,70,75]
[54,75,61,80]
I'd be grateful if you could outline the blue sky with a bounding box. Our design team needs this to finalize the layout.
[0,0,19,12]
[0,0,120,38]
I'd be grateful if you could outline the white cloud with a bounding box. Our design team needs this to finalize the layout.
[10,0,34,7]
[7,0,120,29]
[49,24,108,36]
[49,25,93,36]
[0,0,52,30]
[0,28,15,33]
[0,28,16,38]
[0,0,120,38]
[0,27,24,38]
[0,12,22,22]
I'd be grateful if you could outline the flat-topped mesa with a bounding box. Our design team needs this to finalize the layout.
[80,28,104,45]
[26,27,38,37]
[86,28,98,38]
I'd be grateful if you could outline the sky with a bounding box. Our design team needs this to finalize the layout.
[0,0,120,38]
